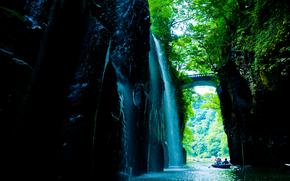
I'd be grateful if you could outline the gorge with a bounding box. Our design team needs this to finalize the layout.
[1,0,290,180]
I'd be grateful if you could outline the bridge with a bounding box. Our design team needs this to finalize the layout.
[182,73,218,88]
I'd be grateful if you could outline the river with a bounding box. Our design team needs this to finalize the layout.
[132,161,290,181]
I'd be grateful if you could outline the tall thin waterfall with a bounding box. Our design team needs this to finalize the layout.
[151,34,183,167]
[148,34,163,171]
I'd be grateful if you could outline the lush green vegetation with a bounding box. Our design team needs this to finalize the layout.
[148,0,230,159]
[149,0,290,85]
[183,91,229,158]
[149,0,290,159]
[149,0,236,74]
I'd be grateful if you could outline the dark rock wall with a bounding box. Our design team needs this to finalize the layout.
[21,1,92,180]
[109,0,150,177]
[1,0,150,180]
[217,0,290,166]
[219,58,290,167]
[217,61,253,165]
[1,0,46,178]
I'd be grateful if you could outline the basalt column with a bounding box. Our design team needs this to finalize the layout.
[217,61,253,165]
[1,0,150,180]
[108,0,150,178]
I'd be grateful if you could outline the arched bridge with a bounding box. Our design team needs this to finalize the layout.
[182,73,218,88]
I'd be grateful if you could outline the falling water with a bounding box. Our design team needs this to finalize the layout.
[24,0,47,29]
[148,34,163,171]
[151,34,183,167]
[111,42,135,178]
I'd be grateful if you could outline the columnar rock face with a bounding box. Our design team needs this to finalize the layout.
[1,0,150,180]
[219,59,290,167]
[217,61,253,165]
[217,0,290,166]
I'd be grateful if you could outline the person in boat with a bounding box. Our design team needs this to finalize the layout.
[212,158,231,168]
[215,158,222,165]
[222,158,229,165]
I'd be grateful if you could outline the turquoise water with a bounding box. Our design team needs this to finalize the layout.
[132,162,290,181]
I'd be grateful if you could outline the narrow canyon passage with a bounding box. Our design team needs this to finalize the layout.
[1,0,290,180]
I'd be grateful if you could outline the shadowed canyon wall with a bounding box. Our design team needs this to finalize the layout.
[217,0,290,166]
[1,0,149,180]
[2,0,290,180]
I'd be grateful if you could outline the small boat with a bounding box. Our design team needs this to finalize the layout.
[211,163,231,169]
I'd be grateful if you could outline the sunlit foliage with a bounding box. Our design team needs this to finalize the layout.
[148,0,174,42]
[149,0,290,159]
[148,0,230,158]
[186,92,229,158]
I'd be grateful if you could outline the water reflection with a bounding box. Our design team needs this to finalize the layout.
[132,161,290,181]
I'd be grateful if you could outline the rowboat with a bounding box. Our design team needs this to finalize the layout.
[211,164,231,169]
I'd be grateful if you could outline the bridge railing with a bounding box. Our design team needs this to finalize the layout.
[187,73,215,78]
[182,73,218,88]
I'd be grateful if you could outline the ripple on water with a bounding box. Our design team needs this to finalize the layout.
[132,162,290,181]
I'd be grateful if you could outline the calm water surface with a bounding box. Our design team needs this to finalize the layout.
[132,161,290,181]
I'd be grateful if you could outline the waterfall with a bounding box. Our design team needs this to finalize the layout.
[117,81,133,175]
[148,34,163,171]
[151,34,183,167]
[24,0,47,29]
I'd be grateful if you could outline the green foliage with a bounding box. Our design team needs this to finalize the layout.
[233,0,290,89]
[204,103,229,158]
[183,92,229,158]
[170,35,211,73]
[150,0,290,161]
[176,87,195,136]
[200,93,221,110]
[254,10,290,70]
[180,88,195,122]
[0,6,24,22]
[164,0,241,74]
[151,0,290,88]
[182,125,195,155]
[148,0,173,42]
[149,0,242,159]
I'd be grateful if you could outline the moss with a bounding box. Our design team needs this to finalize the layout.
[0,6,25,22]
[231,0,290,93]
